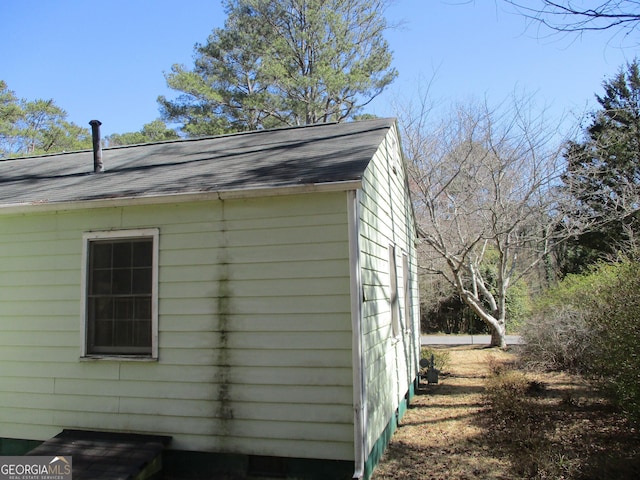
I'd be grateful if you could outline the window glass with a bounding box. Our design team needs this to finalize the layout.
[91,243,112,269]
[133,241,153,267]
[86,237,154,355]
[112,242,132,268]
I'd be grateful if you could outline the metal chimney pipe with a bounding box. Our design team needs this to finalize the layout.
[89,120,103,173]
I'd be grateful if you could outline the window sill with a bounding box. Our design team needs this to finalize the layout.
[80,355,158,362]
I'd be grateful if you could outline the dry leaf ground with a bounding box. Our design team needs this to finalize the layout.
[371,345,640,480]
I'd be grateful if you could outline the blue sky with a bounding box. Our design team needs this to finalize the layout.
[1,0,634,137]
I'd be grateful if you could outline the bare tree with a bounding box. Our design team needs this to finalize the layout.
[503,1,640,43]
[397,93,571,347]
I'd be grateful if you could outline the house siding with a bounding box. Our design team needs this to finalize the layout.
[358,123,420,463]
[0,192,355,461]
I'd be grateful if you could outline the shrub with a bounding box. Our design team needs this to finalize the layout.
[520,259,640,423]
[505,279,532,333]
[587,260,640,423]
[420,295,489,334]
[484,370,530,414]
[485,353,518,376]
[420,347,450,373]
[520,304,594,372]
[520,262,620,372]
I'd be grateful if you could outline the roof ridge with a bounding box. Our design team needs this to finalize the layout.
[1,118,394,162]
[104,119,347,151]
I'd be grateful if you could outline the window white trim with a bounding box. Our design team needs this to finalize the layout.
[80,228,159,360]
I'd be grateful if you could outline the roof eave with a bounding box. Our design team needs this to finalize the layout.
[0,180,363,215]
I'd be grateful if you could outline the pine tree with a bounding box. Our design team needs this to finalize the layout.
[159,0,396,135]
[562,60,640,268]
[0,81,92,159]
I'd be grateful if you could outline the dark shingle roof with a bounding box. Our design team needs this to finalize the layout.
[0,118,393,208]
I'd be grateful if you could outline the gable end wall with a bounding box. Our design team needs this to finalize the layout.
[358,123,421,462]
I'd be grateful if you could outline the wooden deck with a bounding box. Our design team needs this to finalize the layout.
[27,429,171,480]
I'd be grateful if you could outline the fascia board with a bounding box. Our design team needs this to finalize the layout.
[0,180,362,215]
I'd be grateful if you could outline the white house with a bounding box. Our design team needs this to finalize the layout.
[0,118,420,479]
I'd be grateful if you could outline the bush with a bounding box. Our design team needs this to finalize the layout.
[421,280,531,335]
[521,304,594,372]
[587,261,640,423]
[520,259,640,423]
[420,347,450,373]
[505,279,532,333]
[520,262,621,372]
[421,296,489,334]
[484,369,530,414]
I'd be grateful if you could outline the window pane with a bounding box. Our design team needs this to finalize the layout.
[133,320,151,347]
[114,319,134,346]
[92,297,113,321]
[114,298,133,320]
[132,268,152,294]
[133,241,153,267]
[112,269,132,294]
[91,269,112,295]
[93,320,114,347]
[113,242,132,268]
[91,243,112,269]
[135,297,151,320]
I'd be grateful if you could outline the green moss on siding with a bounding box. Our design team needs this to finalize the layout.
[216,201,234,429]
[215,261,234,423]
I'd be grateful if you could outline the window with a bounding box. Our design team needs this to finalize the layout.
[82,229,159,358]
[388,133,401,174]
[402,253,412,334]
[389,244,401,337]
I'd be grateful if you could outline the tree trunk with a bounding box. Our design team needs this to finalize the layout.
[459,290,507,348]
[490,323,507,348]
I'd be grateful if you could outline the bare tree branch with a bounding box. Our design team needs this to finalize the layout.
[504,0,640,44]
[397,91,576,347]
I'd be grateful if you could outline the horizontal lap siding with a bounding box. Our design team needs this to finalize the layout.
[358,125,421,457]
[0,192,354,460]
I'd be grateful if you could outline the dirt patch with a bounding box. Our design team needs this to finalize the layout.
[372,345,640,480]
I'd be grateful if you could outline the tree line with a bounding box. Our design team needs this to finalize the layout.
[0,81,92,158]
[0,80,180,158]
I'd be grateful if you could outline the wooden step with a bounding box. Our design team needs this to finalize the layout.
[27,429,171,480]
